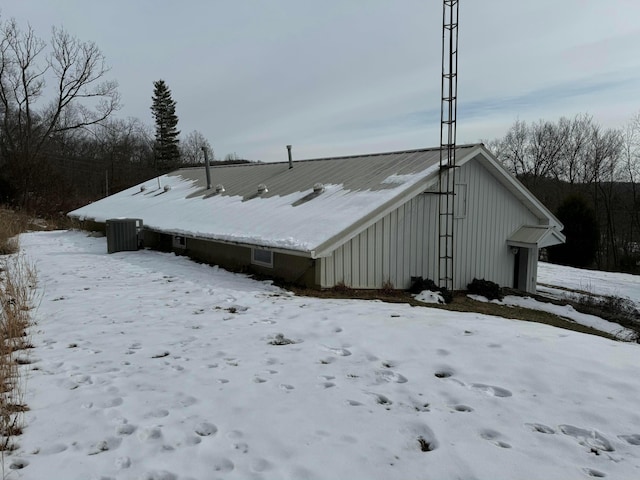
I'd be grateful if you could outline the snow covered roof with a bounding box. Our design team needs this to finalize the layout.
[68,144,560,257]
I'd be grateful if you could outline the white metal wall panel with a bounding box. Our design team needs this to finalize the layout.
[319,155,540,290]
[320,195,438,289]
[453,158,539,289]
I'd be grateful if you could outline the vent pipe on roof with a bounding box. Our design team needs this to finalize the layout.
[202,146,212,190]
[287,145,293,169]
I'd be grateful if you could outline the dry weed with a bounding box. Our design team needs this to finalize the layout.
[0,253,37,460]
[0,210,30,256]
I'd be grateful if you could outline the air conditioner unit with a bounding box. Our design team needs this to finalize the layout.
[106,218,143,254]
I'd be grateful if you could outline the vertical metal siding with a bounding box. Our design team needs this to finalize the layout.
[454,159,539,289]
[321,155,540,290]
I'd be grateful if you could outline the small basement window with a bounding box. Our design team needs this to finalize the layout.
[173,235,187,250]
[251,248,273,268]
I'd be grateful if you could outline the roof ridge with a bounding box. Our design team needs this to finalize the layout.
[177,143,482,171]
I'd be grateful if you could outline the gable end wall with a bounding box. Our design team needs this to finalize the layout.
[320,155,540,290]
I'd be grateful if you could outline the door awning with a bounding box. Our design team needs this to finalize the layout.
[507,225,565,249]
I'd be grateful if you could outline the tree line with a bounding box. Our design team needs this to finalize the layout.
[0,17,238,214]
[487,113,640,273]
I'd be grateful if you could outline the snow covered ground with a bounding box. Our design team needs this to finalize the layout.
[538,262,640,309]
[7,231,640,479]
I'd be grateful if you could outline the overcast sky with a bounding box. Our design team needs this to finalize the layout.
[4,1,640,162]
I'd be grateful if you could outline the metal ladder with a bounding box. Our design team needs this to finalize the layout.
[438,0,459,291]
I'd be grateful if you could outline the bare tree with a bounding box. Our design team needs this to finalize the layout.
[0,17,120,206]
[180,130,213,165]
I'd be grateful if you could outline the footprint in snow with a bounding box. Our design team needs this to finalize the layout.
[195,422,218,437]
[138,426,163,442]
[480,429,512,449]
[451,404,474,413]
[526,423,556,434]
[115,456,131,469]
[403,421,438,452]
[116,423,136,435]
[250,458,272,473]
[37,443,68,455]
[97,397,124,408]
[138,470,177,480]
[145,408,169,419]
[369,392,392,407]
[9,459,29,470]
[559,425,614,453]
[434,366,455,378]
[470,383,512,398]
[87,437,122,455]
[619,434,640,445]
[375,369,408,384]
[583,468,607,478]
[323,345,351,356]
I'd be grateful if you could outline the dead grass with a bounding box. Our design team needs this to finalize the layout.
[0,208,39,475]
[0,254,37,457]
[0,210,29,256]
[287,285,620,342]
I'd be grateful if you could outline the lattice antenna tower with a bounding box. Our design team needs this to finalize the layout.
[438,0,460,291]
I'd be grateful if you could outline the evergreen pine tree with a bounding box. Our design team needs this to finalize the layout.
[150,80,180,170]
[548,195,599,268]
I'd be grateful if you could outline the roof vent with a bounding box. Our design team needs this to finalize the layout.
[163,185,172,192]
[313,182,324,193]
[257,184,268,194]
[140,185,147,192]
[215,184,225,193]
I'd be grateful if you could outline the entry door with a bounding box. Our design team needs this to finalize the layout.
[513,248,529,290]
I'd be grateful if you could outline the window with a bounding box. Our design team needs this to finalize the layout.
[252,248,273,268]
[455,184,467,218]
[172,235,186,249]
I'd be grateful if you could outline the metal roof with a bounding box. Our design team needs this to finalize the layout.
[179,145,479,200]
[507,225,566,248]
[68,143,563,256]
